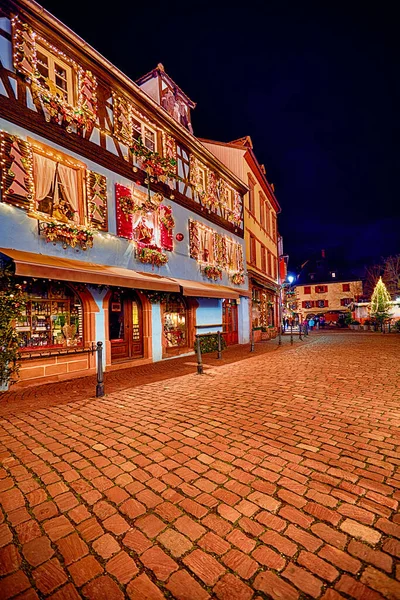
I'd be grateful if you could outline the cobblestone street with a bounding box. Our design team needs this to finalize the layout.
[0,332,399,599]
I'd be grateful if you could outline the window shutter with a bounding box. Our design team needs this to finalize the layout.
[159,204,174,251]
[115,184,133,239]
[0,132,34,210]
[113,94,132,143]
[325,300,329,307]
[302,301,307,308]
[78,70,98,120]
[189,219,200,259]
[87,171,107,231]
[12,18,36,78]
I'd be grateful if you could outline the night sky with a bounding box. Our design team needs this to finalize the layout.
[39,0,399,272]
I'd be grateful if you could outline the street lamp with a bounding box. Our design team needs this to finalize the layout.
[278,277,293,346]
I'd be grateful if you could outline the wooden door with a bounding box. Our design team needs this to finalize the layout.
[222,300,238,345]
[110,295,143,362]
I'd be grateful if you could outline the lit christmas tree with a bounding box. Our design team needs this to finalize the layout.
[370,277,392,327]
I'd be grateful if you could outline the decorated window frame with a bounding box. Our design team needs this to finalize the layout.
[12,17,98,134]
[189,219,244,284]
[35,43,75,105]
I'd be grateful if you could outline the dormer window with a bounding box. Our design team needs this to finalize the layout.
[331,272,336,278]
[36,45,74,105]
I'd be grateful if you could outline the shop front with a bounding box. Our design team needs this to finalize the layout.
[222,299,238,345]
[109,290,143,362]
[251,282,278,341]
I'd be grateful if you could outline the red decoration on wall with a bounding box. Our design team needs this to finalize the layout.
[115,184,133,239]
[175,233,184,242]
[159,205,174,251]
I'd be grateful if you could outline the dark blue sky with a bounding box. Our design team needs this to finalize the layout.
[40,0,400,271]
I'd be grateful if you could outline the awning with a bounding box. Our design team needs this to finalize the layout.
[0,248,180,292]
[251,275,279,293]
[170,278,249,300]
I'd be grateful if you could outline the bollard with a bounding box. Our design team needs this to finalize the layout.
[290,324,293,345]
[250,328,255,352]
[96,341,105,397]
[217,330,222,359]
[299,323,303,341]
[195,335,203,374]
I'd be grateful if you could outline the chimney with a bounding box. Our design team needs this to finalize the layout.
[321,249,325,258]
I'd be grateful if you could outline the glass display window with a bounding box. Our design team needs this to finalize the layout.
[163,297,187,348]
[16,282,83,351]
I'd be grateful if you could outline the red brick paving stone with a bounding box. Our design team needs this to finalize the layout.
[176,515,206,540]
[104,486,129,505]
[47,583,81,600]
[22,489,47,508]
[102,514,130,535]
[14,590,40,600]
[321,591,347,600]
[248,491,280,512]
[252,545,286,570]
[155,501,182,522]
[298,550,340,582]
[92,500,116,520]
[22,536,54,566]
[348,539,392,572]
[311,522,348,550]
[222,549,258,580]
[337,503,375,525]
[382,538,400,558]
[77,517,104,542]
[282,562,323,598]
[256,511,286,532]
[106,550,138,584]
[376,517,400,538]
[253,571,299,600]
[166,569,210,600]
[239,516,264,537]
[157,528,193,557]
[32,500,58,521]
[68,504,90,524]
[8,507,30,527]
[82,575,124,600]
[92,533,121,559]
[135,513,166,538]
[135,488,163,508]
[119,498,146,520]
[213,573,254,600]
[340,519,382,544]
[47,482,69,498]
[81,490,102,505]
[0,544,22,575]
[217,504,241,523]
[259,530,297,556]
[361,566,400,599]
[318,544,362,574]
[0,488,25,512]
[126,573,165,599]
[68,555,103,587]
[335,574,385,600]
[180,498,209,519]
[0,570,31,600]
[56,532,89,565]
[43,515,74,541]
[198,531,231,555]
[184,549,226,586]
[285,524,323,552]
[33,558,68,595]
[140,545,178,581]
[279,505,313,528]
[202,514,231,537]
[15,520,41,544]
[123,528,152,554]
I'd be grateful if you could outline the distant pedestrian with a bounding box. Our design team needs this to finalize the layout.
[285,318,289,330]
[309,318,315,330]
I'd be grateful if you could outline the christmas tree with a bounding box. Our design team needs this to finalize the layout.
[370,277,392,327]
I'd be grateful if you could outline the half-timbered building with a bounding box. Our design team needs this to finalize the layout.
[0,0,250,388]
[200,136,281,341]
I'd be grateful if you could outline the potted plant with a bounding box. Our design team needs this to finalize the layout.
[362,319,370,331]
[351,320,361,330]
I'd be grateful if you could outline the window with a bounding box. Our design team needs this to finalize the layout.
[315,285,328,293]
[304,286,311,294]
[331,272,336,278]
[32,144,85,224]
[259,192,265,227]
[303,301,314,308]
[163,297,187,348]
[224,187,235,211]
[261,246,266,273]
[342,283,350,292]
[248,177,255,214]
[265,203,271,235]
[267,250,272,276]
[16,282,83,351]
[36,45,74,104]
[317,300,326,308]
[198,167,207,192]
[132,115,157,151]
[272,215,277,242]
[250,235,256,265]
[341,298,352,306]
[273,257,277,280]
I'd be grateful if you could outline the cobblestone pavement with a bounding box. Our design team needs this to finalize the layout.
[0,332,399,599]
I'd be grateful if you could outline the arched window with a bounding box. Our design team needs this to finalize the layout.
[16,281,83,351]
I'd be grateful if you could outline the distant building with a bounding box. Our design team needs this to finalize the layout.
[294,250,363,323]
[199,136,281,340]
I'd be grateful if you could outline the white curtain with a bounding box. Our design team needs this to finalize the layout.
[33,153,57,205]
[58,164,79,221]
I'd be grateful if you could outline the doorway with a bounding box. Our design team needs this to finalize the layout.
[222,299,238,345]
[109,292,143,362]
